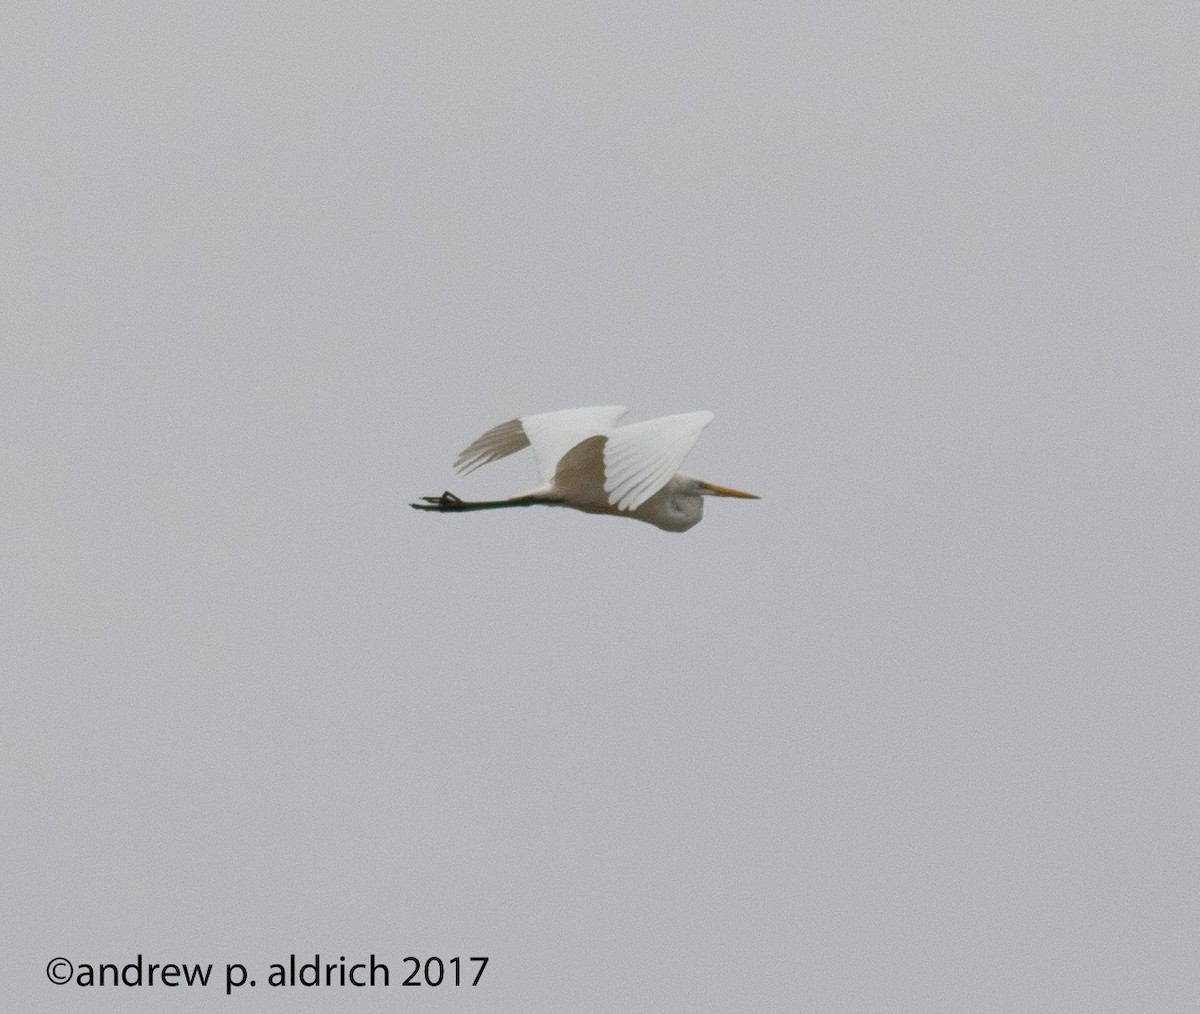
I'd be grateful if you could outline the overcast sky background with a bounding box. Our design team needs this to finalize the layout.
[4,3,1198,1011]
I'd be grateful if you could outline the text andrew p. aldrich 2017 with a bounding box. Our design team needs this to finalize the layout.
[46,953,489,994]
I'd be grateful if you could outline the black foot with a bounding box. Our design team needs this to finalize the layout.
[410,491,465,511]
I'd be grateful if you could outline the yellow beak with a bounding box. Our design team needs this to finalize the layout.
[698,481,760,499]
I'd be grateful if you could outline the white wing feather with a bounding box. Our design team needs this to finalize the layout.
[521,406,628,483]
[454,417,528,475]
[603,411,714,510]
[455,405,628,483]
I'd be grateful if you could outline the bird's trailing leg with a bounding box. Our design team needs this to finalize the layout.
[410,491,548,512]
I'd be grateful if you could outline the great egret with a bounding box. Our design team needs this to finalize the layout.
[411,405,759,532]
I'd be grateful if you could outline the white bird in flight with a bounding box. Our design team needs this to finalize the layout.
[411,405,759,532]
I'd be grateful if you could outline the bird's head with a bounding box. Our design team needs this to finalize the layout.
[643,474,760,531]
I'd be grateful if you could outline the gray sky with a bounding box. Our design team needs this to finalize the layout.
[4,3,1198,1010]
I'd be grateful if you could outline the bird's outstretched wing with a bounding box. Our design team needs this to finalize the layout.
[603,411,714,510]
[454,405,628,483]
